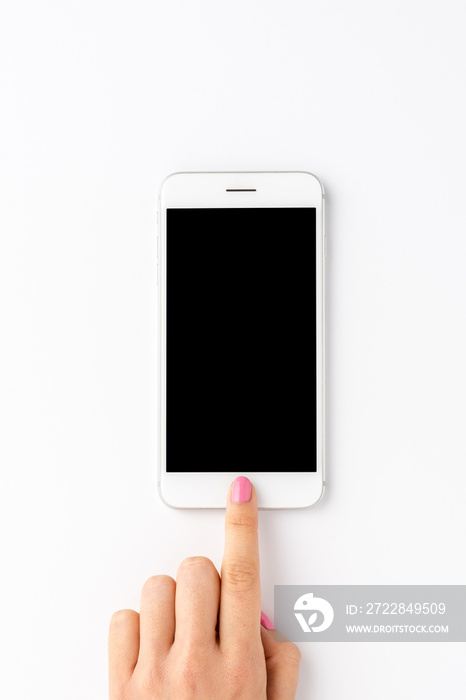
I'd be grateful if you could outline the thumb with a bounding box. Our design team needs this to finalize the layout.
[260,614,301,700]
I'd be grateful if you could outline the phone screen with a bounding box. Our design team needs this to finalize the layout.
[165,207,316,473]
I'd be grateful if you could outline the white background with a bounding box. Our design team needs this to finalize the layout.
[1,1,465,698]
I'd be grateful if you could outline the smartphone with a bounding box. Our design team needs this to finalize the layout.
[157,171,325,508]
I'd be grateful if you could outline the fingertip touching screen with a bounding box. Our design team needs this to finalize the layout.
[166,207,316,473]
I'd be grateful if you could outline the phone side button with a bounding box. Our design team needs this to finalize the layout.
[324,236,327,257]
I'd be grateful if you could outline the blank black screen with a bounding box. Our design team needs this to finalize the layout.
[166,207,316,472]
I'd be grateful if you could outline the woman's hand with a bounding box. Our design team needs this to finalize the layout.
[108,477,301,699]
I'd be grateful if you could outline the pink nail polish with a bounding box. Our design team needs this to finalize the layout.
[231,476,252,503]
[261,611,274,630]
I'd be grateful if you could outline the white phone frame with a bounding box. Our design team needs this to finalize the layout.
[157,171,325,509]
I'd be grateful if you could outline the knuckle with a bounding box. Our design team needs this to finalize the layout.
[223,654,260,689]
[178,659,199,694]
[226,510,257,534]
[134,665,165,695]
[222,556,258,592]
[175,647,215,694]
[224,662,249,688]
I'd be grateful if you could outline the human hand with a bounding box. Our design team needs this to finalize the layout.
[109,476,301,699]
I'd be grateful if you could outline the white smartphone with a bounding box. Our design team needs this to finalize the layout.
[157,171,325,509]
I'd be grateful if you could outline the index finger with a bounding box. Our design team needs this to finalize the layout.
[219,477,261,651]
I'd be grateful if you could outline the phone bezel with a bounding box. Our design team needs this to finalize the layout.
[157,171,325,509]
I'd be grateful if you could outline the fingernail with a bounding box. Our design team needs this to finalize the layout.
[261,611,274,630]
[231,476,252,503]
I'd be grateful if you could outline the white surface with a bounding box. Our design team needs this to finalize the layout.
[1,1,465,698]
